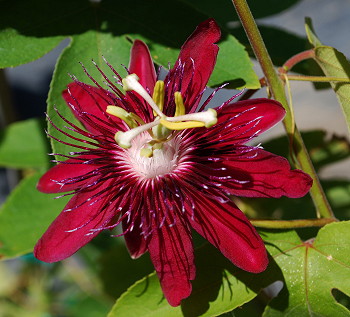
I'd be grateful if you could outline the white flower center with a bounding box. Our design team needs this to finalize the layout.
[127,133,180,179]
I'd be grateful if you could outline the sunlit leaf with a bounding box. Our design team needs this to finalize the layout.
[305,18,350,133]
[263,222,350,316]
[0,172,68,259]
[0,119,50,169]
[305,17,323,48]
[0,0,74,68]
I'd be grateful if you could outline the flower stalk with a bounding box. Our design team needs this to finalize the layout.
[231,0,335,220]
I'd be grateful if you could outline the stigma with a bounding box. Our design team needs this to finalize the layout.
[107,74,217,154]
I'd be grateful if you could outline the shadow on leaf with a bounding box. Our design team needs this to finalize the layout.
[181,243,285,317]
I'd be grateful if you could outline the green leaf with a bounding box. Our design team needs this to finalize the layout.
[0,119,50,169]
[0,28,63,68]
[47,31,131,157]
[263,222,350,316]
[0,0,68,68]
[0,172,68,259]
[108,244,276,317]
[305,18,350,133]
[210,35,258,88]
[313,47,350,133]
[108,273,182,317]
[305,17,323,48]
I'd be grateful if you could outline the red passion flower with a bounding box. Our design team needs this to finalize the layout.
[34,19,312,306]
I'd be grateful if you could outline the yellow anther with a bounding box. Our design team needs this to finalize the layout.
[129,112,146,126]
[152,80,165,113]
[174,92,186,116]
[159,119,205,130]
[167,108,218,128]
[106,106,138,129]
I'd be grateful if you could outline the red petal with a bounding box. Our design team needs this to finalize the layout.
[129,40,157,93]
[34,181,116,263]
[148,219,195,306]
[125,40,157,121]
[122,218,148,259]
[37,156,99,194]
[212,148,313,198]
[209,98,286,145]
[62,82,122,134]
[188,195,268,273]
[167,19,220,111]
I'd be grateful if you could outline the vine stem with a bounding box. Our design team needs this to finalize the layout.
[251,218,336,229]
[285,75,350,82]
[231,0,335,219]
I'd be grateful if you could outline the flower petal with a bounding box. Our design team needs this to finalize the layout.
[34,180,116,263]
[37,156,99,194]
[208,98,286,145]
[62,82,123,134]
[129,40,157,93]
[188,195,268,273]
[211,148,313,198]
[148,218,195,306]
[125,40,157,121]
[122,218,148,259]
[166,18,220,111]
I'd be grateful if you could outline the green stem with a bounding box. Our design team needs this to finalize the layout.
[286,74,350,83]
[231,0,335,219]
[251,218,337,229]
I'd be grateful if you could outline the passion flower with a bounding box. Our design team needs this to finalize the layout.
[34,19,312,306]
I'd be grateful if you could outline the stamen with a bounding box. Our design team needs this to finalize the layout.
[122,74,164,117]
[107,105,145,126]
[174,92,185,116]
[163,108,217,129]
[115,119,160,149]
[152,80,165,112]
[160,119,205,130]
[152,122,171,140]
[106,106,138,128]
